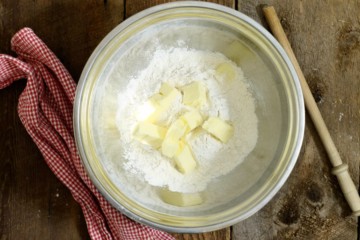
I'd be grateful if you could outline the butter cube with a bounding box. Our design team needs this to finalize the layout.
[145,83,181,123]
[181,110,203,131]
[215,62,236,82]
[223,41,243,64]
[202,117,234,143]
[159,83,176,95]
[166,119,188,140]
[146,106,165,124]
[181,82,207,107]
[153,83,181,108]
[146,108,166,124]
[149,93,164,103]
[174,144,196,173]
[136,99,158,121]
[223,40,250,64]
[159,189,203,207]
[133,122,166,148]
[161,137,182,158]
[161,119,188,157]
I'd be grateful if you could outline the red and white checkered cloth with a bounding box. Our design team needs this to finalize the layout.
[0,28,174,240]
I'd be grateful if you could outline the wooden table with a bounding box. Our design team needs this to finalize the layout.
[0,1,358,239]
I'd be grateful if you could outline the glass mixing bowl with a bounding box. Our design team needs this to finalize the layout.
[74,1,304,233]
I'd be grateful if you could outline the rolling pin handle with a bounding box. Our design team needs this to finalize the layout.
[331,163,348,175]
[262,6,360,217]
[331,163,360,216]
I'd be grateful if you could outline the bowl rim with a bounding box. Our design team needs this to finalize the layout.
[74,1,305,233]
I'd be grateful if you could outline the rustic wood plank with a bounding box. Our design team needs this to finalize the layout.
[172,228,231,240]
[125,0,235,18]
[233,0,359,239]
[0,0,124,239]
[0,0,124,81]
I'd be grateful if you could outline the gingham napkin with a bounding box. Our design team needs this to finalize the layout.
[0,28,174,240]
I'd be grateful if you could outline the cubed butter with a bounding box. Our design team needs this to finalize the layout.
[161,137,182,158]
[223,40,243,63]
[153,83,181,108]
[145,83,181,123]
[174,144,196,173]
[159,189,203,207]
[159,82,176,95]
[133,122,167,148]
[181,81,207,107]
[146,106,166,123]
[149,93,163,103]
[136,99,158,121]
[202,117,234,143]
[161,118,188,157]
[166,119,188,140]
[215,62,236,82]
[181,110,203,131]
[223,40,256,67]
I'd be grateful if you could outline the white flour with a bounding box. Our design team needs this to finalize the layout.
[115,47,258,193]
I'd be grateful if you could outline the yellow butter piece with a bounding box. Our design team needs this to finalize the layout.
[149,93,163,103]
[133,122,167,148]
[161,137,182,158]
[146,106,165,123]
[223,41,243,64]
[146,83,181,123]
[202,117,234,143]
[153,83,180,108]
[181,110,203,131]
[161,119,188,157]
[166,119,188,140]
[136,99,158,121]
[159,189,203,207]
[215,62,236,82]
[159,82,175,95]
[223,40,254,65]
[174,144,196,173]
[181,81,207,107]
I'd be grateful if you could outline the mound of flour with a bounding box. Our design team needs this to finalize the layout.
[115,47,258,193]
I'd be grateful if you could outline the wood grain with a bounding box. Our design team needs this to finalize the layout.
[263,5,360,216]
[125,0,235,18]
[234,0,359,239]
[0,0,124,81]
[172,228,231,240]
[0,0,359,239]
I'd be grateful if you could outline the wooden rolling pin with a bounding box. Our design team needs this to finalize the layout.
[262,6,360,216]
